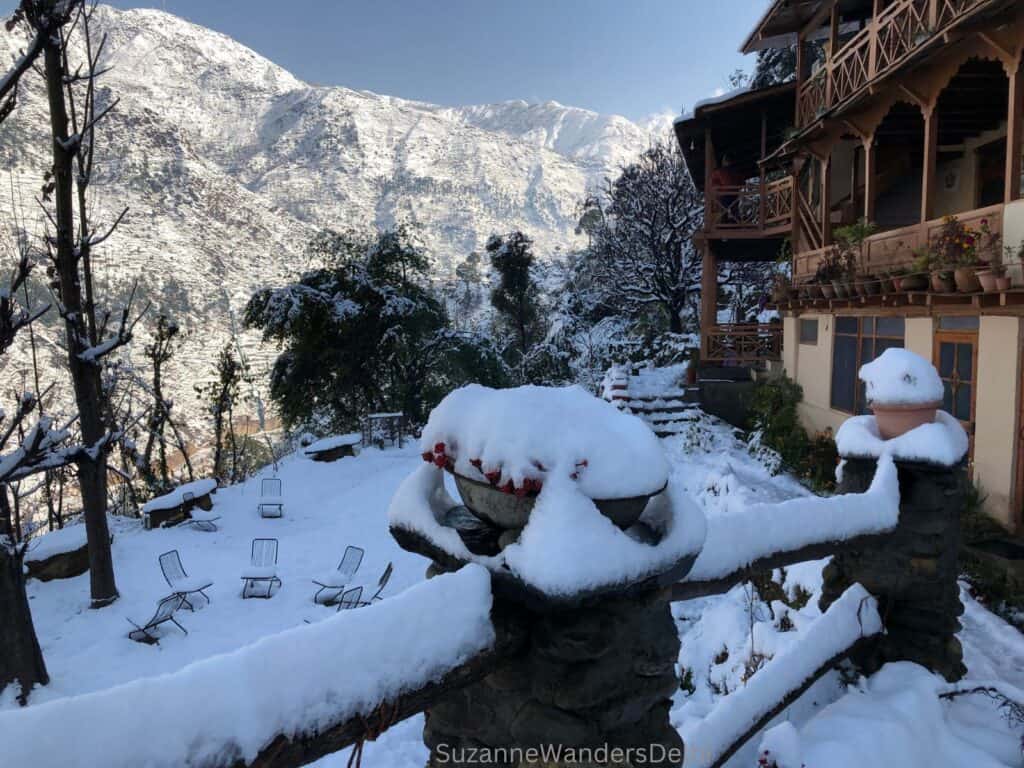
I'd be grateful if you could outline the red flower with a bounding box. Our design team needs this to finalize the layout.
[434,442,446,454]
[432,454,447,468]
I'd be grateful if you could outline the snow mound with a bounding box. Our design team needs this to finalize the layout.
[142,478,217,513]
[860,348,944,406]
[420,384,670,500]
[25,523,87,563]
[0,566,494,768]
[388,464,705,597]
[836,411,968,467]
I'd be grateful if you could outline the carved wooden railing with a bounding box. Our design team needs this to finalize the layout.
[796,0,989,127]
[704,323,782,364]
[707,177,794,234]
[791,203,1005,281]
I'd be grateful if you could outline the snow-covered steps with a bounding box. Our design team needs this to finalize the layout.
[601,363,700,437]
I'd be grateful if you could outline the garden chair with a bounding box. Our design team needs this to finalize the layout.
[158,550,213,610]
[126,594,188,644]
[181,491,221,532]
[358,562,393,606]
[241,538,282,599]
[336,585,363,612]
[311,545,365,605]
[258,477,284,518]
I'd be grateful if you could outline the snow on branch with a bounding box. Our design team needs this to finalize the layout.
[0,566,497,768]
[683,583,882,768]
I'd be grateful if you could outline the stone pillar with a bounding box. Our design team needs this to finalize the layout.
[422,577,683,767]
[820,456,966,682]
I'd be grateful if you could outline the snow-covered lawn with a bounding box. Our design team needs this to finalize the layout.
[6,411,1024,767]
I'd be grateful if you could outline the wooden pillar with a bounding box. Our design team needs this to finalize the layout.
[704,127,715,226]
[921,105,938,222]
[700,243,717,358]
[795,33,809,126]
[1006,57,1023,204]
[864,136,877,221]
[759,111,768,229]
[821,155,833,246]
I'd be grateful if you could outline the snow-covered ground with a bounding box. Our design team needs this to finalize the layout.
[6,412,1024,767]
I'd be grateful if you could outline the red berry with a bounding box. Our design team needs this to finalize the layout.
[485,470,501,485]
[433,454,447,468]
[501,480,515,495]
[514,485,528,498]
[434,442,446,454]
[421,451,434,463]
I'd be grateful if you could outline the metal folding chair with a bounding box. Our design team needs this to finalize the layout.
[181,491,221,532]
[127,594,188,644]
[359,562,393,606]
[258,478,284,518]
[312,545,365,604]
[158,550,213,610]
[336,585,363,612]
[241,538,282,599]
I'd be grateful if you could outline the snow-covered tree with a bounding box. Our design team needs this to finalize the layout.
[245,227,506,433]
[586,141,704,333]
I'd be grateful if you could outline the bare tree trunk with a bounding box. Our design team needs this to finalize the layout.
[0,488,48,703]
[42,34,117,608]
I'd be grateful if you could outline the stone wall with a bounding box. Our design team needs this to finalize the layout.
[821,456,966,682]
[423,571,683,768]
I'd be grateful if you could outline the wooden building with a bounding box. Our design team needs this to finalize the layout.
[676,0,1024,531]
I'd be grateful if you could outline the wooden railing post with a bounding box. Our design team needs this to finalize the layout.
[864,135,877,221]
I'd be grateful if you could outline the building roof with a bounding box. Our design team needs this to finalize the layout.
[741,0,875,53]
[674,82,796,193]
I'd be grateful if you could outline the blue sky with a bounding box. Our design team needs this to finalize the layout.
[4,1,769,122]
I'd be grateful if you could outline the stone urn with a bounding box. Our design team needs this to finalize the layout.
[451,469,665,531]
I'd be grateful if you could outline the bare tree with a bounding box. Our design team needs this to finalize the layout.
[586,141,704,334]
[4,0,145,606]
[0,253,82,703]
[139,314,192,494]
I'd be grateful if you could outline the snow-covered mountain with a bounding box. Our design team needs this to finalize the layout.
[0,5,664,435]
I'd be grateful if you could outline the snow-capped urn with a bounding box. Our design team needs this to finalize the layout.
[859,348,944,439]
[419,384,669,530]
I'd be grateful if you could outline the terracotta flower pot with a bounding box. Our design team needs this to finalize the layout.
[997,275,1012,291]
[871,401,940,440]
[954,266,981,293]
[900,274,928,292]
[862,276,880,296]
[930,270,955,293]
[977,269,999,293]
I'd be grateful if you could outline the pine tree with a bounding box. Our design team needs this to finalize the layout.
[487,231,543,367]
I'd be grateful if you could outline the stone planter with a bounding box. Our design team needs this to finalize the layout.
[870,401,940,439]
[452,471,663,531]
[25,540,89,581]
[954,266,981,293]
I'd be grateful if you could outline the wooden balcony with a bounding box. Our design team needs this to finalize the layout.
[797,0,992,127]
[792,203,1005,281]
[706,177,794,238]
[703,323,783,364]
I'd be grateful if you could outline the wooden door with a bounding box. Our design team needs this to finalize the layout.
[934,330,978,465]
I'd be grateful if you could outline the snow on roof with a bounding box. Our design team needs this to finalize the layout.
[684,453,900,582]
[25,523,87,563]
[303,433,361,454]
[684,583,881,768]
[836,411,969,467]
[420,384,670,500]
[0,566,494,768]
[860,348,944,406]
[142,478,218,513]
[387,464,706,597]
[692,85,751,114]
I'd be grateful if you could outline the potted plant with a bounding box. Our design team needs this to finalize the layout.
[887,267,907,293]
[833,218,878,298]
[685,350,699,385]
[860,348,943,440]
[979,236,1010,292]
[901,249,930,292]
[815,254,841,299]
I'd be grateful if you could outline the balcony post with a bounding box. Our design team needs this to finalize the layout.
[1006,56,1023,204]
[700,243,717,359]
[704,127,715,227]
[921,104,938,221]
[868,0,882,78]
[864,135,877,221]
[821,155,833,246]
[759,111,768,230]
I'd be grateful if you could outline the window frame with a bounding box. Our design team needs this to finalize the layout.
[830,315,905,414]
[799,317,819,345]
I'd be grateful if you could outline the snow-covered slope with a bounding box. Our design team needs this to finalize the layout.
[0,5,663,434]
